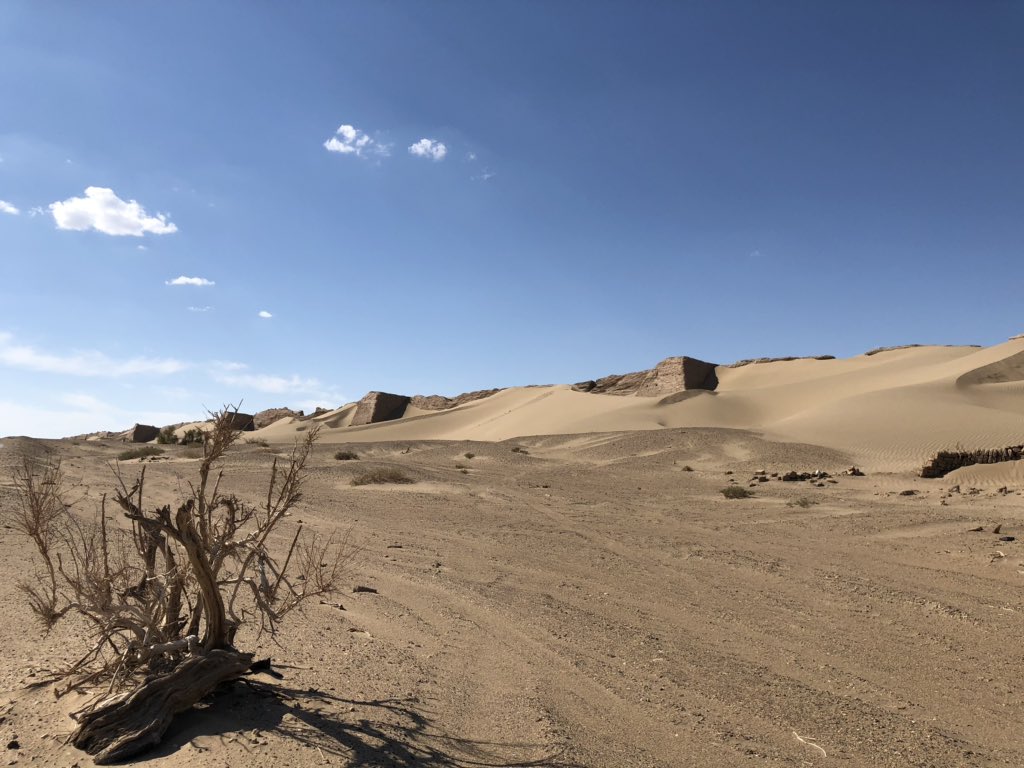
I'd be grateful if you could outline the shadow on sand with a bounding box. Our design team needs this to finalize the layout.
[141,675,582,768]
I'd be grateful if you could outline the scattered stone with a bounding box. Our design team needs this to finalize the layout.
[5,741,17,750]
[899,490,917,496]
[967,526,985,532]
[352,585,378,594]
[386,544,403,549]
[949,485,961,493]
[844,466,865,476]
[998,536,1016,542]
[993,524,1002,534]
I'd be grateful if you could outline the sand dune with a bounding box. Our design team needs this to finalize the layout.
[254,338,1024,472]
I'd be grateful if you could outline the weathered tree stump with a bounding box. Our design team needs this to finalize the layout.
[70,649,254,764]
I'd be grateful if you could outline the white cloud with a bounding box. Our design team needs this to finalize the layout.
[49,186,178,236]
[0,200,19,215]
[408,138,447,161]
[466,152,477,161]
[472,169,496,182]
[28,206,44,217]
[0,331,188,377]
[187,306,212,313]
[137,244,147,251]
[166,275,215,287]
[0,397,195,439]
[258,310,273,319]
[215,372,320,395]
[323,124,389,158]
[213,369,347,405]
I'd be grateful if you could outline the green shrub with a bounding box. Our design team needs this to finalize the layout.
[156,426,178,445]
[721,486,753,499]
[181,427,205,445]
[117,446,165,461]
[334,450,359,461]
[351,468,414,486]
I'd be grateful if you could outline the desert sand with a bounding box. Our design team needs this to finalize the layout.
[1,340,1023,766]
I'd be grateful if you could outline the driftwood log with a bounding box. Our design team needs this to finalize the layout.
[71,649,254,764]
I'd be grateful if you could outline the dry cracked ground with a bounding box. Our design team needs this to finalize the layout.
[0,428,1022,767]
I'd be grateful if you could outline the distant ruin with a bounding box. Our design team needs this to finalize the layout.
[573,355,719,395]
[350,391,411,426]
[920,445,1024,478]
[125,424,160,443]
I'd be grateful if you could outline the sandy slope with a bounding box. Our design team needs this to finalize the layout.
[1,430,1022,767]
[254,339,1024,472]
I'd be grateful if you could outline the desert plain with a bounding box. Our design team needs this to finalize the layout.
[1,340,1023,767]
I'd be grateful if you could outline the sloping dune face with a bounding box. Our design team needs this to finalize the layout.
[252,339,1024,471]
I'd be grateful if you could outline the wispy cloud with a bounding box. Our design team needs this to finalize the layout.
[472,169,496,182]
[0,396,195,439]
[0,331,188,377]
[258,310,273,319]
[214,370,346,405]
[50,187,177,236]
[323,124,389,158]
[28,206,44,217]
[408,138,447,161]
[0,200,19,215]
[188,306,212,313]
[166,275,215,287]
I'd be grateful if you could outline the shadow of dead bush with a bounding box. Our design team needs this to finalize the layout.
[156,679,582,768]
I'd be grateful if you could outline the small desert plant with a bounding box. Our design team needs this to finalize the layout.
[180,427,205,445]
[334,450,359,461]
[455,463,467,469]
[721,486,753,499]
[156,426,178,445]
[787,497,817,508]
[460,468,469,474]
[510,446,529,454]
[464,452,475,459]
[351,468,414,486]
[681,465,694,472]
[117,445,164,461]
[245,437,270,448]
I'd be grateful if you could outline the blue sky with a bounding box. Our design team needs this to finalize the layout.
[1,2,1022,437]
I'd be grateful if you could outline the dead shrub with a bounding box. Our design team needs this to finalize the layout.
[351,468,414,486]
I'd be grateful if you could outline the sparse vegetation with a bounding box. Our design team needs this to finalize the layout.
[787,497,818,508]
[511,446,529,454]
[351,468,414,486]
[245,437,270,448]
[156,426,178,445]
[721,486,753,499]
[464,452,475,459]
[180,427,205,445]
[455,463,468,469]
[460,468,469,474]
[334,450,359,461]
[116,445,164,461]
[4,406,348,763]
[681,465,694,472]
